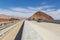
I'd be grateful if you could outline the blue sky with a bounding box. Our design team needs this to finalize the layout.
[0,0,60,8]
[0,0,60,19]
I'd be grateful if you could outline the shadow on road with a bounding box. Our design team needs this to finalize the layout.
[15,21,25,40]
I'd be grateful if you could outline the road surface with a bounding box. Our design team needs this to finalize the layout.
[21,20,60,40]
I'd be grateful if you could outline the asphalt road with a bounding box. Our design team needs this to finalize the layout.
[21,21,43,40]
[21,21,60,40]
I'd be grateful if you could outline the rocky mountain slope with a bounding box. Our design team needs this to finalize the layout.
[28,11,53,20]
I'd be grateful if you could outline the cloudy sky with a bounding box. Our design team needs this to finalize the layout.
[0,0,60,19]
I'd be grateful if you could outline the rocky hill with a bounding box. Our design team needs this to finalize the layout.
[28,11,54,20]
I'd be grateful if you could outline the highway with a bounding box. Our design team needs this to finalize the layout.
[21,20,60,40]
[0,20,60,40]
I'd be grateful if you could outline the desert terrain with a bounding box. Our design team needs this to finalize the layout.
[0,11,60,40]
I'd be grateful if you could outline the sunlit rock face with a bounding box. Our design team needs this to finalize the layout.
[28,11,54,20]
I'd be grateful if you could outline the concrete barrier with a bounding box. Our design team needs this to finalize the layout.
[15,21,25,40]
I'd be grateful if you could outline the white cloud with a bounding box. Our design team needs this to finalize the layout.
[0,5,60,19]
[46,9,60,19]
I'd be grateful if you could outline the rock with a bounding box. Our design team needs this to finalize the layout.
[28,11,54,20]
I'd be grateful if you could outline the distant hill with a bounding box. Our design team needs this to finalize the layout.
[28,11,54,20]
[0,14,20,22]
